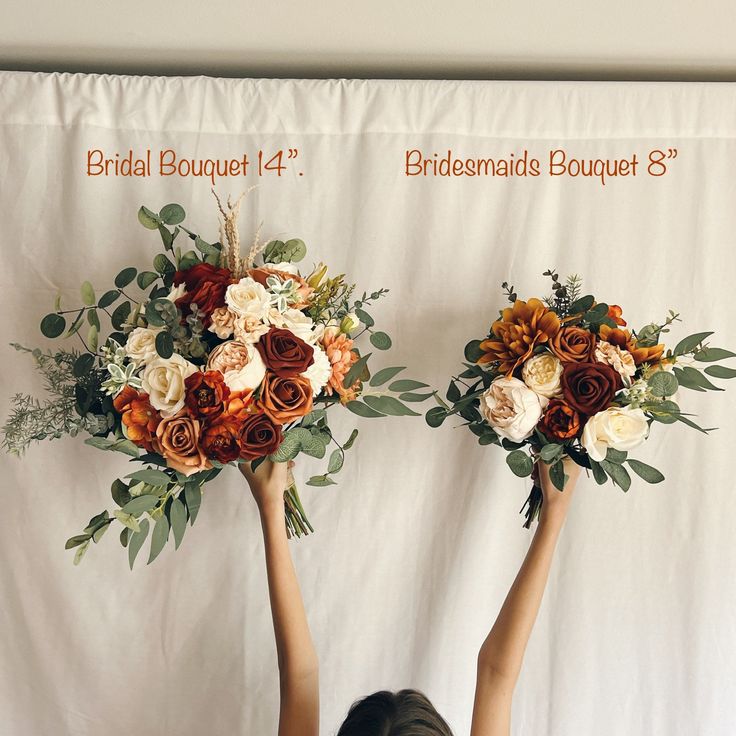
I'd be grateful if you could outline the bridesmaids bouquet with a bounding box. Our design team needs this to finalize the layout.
[428,270,735,526]
[2,194,429,566]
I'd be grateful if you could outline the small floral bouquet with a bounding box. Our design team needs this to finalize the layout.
[2,194,429,566]
[427,270,735,526]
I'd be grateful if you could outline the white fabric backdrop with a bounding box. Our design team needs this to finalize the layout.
[1,72,735,736]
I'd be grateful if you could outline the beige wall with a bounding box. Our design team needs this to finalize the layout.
[0,0,735,79]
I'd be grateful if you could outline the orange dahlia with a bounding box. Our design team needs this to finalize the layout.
[322,331,360,402]
[113,386,161,452]
[607,305,627,326]
[479,298,561,374]
[598,324,664,365]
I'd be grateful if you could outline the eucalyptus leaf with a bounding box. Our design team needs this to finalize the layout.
[148,516,170,564]
[125,469,171,486]
[601,460,631,491]
[389,379,429,392]
[346,401,385,418]
[160,203,186,225]
[363,395,419,416]
[425,406,447,428]
[327,449,344,474]
[138,206,160,229]
[65,533,91,550]
[344,352,372,389]
[184,482,202,525]
[506,450,534,477]
[111,301,132,330]
[674,331,714,356]
[114,267,137,289]
[306,475,336,487]
[128,518,150,569]
[369,332,392,350]
[549,459,567,491]
[137,271,159,289]
[169,498,187,549]
[343,429,359,449]
[155,330,174,359]
[704,365,736,379]
[40,313,66,338]
[464,340,484,362]
[627,459,665,483]
[122,494,159,515]
[694,347,736,362]
[369,366,405,387]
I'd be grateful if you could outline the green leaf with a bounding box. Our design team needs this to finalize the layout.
[114,267,137,289]
[73,541,90,565]
[111,301,132,330]
[128,518,150,569]
[675,414,715,434]
[122,494,159,515]
[153,253,176,275]
[674,331,714,356]
[425,406,447,428]
[627,459,665,484]
[194,236,220,255]
[125,469,171,486]
[363,395,419,416]
[73,353,95,377]
[111,479,132,507]
[648,370,679,397]
[464,340,484,362]
[346,400,385,418]
[540,444,563,463]
[306,475,337,487]
[343,429,359,449]
[92,523,110,544]
[148,516,170,564]
[137,271,159,289]
[80,281,96,306]
[327,449,344,474]
[694,347,736,362]
[344,352,372,388]
[369,366,405,387]
[605,448,628,464]
[184,482,202,525]
[568,294,595,313]
[65,533,91,550]
[138,206,160,229]
[65,309,85,336]
[87,308,100,331]
[87,325,98,352]
[114,510,140,533]
[549,459,567,491]
[369,332,392,350]
[355,308,374,328]
[589,460,608,485]
[155,331,174,359]
[158,225,174,250]
[169,498,187,549]
[678,366,723,392]
[389,379,429,392]
[269,430,302,461]
[160,203,186,225]
[704,365,736,379]
[40,313,66,338]
[98,289,120,308]
[601,460,631,491]
[400,391,435,402]
[506,450,534,477]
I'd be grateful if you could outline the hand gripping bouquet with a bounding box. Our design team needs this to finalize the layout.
[2,194,430,566]
[427,270,735,527]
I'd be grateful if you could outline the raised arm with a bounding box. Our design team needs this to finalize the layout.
[240,460,319,736]
[470,457,580,736]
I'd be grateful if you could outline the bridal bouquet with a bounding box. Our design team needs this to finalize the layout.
[3,195,429,566]
[427,270,735,526]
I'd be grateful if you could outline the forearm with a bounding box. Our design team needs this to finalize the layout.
[259,504,319,682]
[478,506,566,685]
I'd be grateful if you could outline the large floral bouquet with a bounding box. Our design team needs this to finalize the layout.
[427,270,735,526]
[3,195,429,566]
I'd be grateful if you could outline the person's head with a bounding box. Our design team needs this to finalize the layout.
[336,689,453,736]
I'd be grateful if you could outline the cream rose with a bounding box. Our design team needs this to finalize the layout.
[141,353,199,417]
[124,326,163,365]
[595,340,636,383]
[268,307,317,344]
[581,405,649,462]
[521,352,563,398]
[301,344,331,395]
[208,306,236,339]
[206,340,266,392]
[480,376,546,442]
[225,277,270,319]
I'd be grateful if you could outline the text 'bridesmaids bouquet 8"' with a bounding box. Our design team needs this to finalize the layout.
[427,270,735,526]
[2,194,430,566]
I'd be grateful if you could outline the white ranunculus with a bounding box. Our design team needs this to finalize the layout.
[219,344,267,393]
[521,352,563,398]
[124,326,163,365]
[225,277,271,319]
[141,353,199,416]
[269,307,317,343]
[581,405,649,462]
[301,345,331,395]
[269,261,300,275]
[480,376,546,442]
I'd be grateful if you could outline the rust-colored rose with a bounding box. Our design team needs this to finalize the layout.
[259,372,314,424]
[598,324,665,365]
[174,263,233,327]
[185,370,230,419]
[550,326,597,363]
[113,386,161,452]
[201,417,242,464]
[238,412,284,460]
[153,410,212,477]
[560,361,622,415]
[256,327,314,377]
[479,298,560,374]
[538,399,581,440]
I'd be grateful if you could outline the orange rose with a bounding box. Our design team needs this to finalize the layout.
[538,399,581,440]
[184,370,230,419]
[153,410,212,477]
[598,324,664,365]
[224,389,256,419]
[479,298,560,374]
[113,386,161,452]
[322,331,360,402]
[259,373,313,424]
[201,417,242,464]
[550,326,597,363]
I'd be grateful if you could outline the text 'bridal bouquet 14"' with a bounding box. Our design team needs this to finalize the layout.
[427,270,735,526]
[2,194,430,566]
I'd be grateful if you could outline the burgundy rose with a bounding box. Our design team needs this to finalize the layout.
[238,412,284,460]
[173,263,233,326]
[256,327,314,377]
[560,362,622,415]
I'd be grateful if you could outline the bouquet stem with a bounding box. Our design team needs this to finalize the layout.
[520,482,543,529]
[283,467,313,539]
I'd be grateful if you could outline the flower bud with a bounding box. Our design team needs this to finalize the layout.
[306,263,328,288]
[340,312,360,334]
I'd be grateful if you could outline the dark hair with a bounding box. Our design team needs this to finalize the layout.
[336,689,454,736]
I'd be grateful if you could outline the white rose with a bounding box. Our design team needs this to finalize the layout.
[141,353,199,417]
[301,345,331,395]
[124,327,163,365]
[521,352,563,398]
[165,283,186,302]
[480,376,546,442]
[225,277,270,319]
[269,308,317,343]
[269,261,300,275]
[595,341,637,383]
[581,406,649,462]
